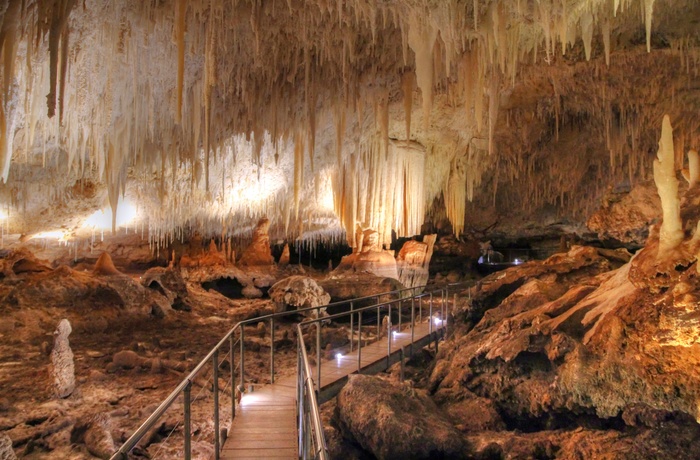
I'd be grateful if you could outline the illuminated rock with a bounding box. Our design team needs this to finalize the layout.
[238,218,275,266]
[93,252,121,276]
[337,228,399,280]
[653,115,683,255]
[396,234,436,290]
[269,276,330,317]
[279,243,290,267]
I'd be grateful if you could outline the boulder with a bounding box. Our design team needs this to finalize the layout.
[83,413,115,459]
[142,266,192,311]
[320,272,404,303]
[268,276,330,317]
[241,285,264,299]
[336,374,468,459]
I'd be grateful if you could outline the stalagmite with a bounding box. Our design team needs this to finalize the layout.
[50,319,75,399]
[687,150,700,189]
[653,115,683,255]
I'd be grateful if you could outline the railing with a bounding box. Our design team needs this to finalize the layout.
[295,282,467,457]
[297,323,329,460]
[109,285,422,460]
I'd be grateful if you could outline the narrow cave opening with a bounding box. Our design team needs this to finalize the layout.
[202,277,245,299]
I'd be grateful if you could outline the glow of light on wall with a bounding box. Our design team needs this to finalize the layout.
[230,174,283,208]
[32,230,68,241]
[0,210,5,220]
[318,171,335,211]
[83,201,138,230]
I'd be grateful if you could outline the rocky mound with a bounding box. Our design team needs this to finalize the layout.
[335,374,468,460]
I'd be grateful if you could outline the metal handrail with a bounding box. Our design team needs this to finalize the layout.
[297,323,329,459]
[294,281,471,457]
[109,283,439,460]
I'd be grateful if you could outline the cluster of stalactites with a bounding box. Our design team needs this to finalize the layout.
[0,0,666,239]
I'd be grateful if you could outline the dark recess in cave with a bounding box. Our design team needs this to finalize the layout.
[202,277,245,299]
[271,241,352,270]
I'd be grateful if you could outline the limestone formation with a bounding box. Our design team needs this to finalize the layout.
[141,266,192,311]
[93,252,121,276]
[241,285,264,299]
[83,413,116,459]
[278,243,290,267]
[238,218,275,266]
[337,228,399,280]
[50,319,75,399]
[0,434,16,460]
[396,234,436,290]
[336,374,468,459]
[653,115,683,255]
[268,276,330,317]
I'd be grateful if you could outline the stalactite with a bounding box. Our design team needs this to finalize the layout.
[0,0,682,244]
[401,71,414,140]
[407,14,437,132]
[175,0,186,123]
[45,0,76,119]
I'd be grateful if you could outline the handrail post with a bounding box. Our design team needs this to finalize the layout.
[429,293,433,340]
[270,316,275,384]
[399,347,404,382]
[316,322,322,392]
[213,349,220,459]
[297,339,304,459]
[376,305,380,344]
[410,295,415,356]
[387,304,392,368]
[239,327,245,390]
[184,382,192,460]
[419,293,423,323]
[398,298,402,332]
[357,310,363,373]
[349,301,354,353]
[230,335,235,419]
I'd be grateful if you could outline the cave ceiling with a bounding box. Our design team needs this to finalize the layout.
[0,0,699,248]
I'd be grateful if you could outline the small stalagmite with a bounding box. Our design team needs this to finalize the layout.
[93,252,121,276]
[50,319,75,399]
[279,243,290,267]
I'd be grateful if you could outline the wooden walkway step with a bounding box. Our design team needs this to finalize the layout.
[222,318,443,458]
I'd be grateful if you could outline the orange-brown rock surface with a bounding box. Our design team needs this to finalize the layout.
[396,234,436,290]
[427,235,700,458]
[238,218,275,267]
[336,374,468,459]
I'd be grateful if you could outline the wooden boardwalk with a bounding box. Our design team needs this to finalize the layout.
[222,319,442,459]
